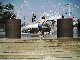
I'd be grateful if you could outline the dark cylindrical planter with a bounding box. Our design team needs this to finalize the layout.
[57,18,73,38]
[5,19,21,38]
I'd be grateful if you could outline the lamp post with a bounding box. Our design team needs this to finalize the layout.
[65,3,71,17]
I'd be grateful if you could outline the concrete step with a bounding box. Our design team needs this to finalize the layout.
[0,39,80,60]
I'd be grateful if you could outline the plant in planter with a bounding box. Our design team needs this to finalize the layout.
[0,2,21,38]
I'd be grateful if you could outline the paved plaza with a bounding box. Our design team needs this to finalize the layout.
[0,38,80,60]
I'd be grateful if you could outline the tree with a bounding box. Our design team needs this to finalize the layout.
[0,2,16,30]
[0,2,16,21]
[0,2,4,20]
[5,2,14,10]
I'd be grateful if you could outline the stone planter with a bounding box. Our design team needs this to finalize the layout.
[78,22,80,37]
[5,19,21,38]
[57,18,73,38]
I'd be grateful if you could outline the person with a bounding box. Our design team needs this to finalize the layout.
[62,14,64,18]
[38,16,45,36]
[32,14,36,23]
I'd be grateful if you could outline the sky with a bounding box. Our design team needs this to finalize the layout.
[0,0,80,24]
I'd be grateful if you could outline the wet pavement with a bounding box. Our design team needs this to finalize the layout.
[21,27,78,39]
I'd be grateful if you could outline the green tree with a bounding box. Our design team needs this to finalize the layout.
[0,2,4,20]
[0,2,16,21]
[5,2,14,10]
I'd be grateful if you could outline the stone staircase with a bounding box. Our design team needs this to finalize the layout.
[0,38,80,60]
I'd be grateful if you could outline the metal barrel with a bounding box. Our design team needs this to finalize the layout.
[5,19,21,38]
[57,18,73,38]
